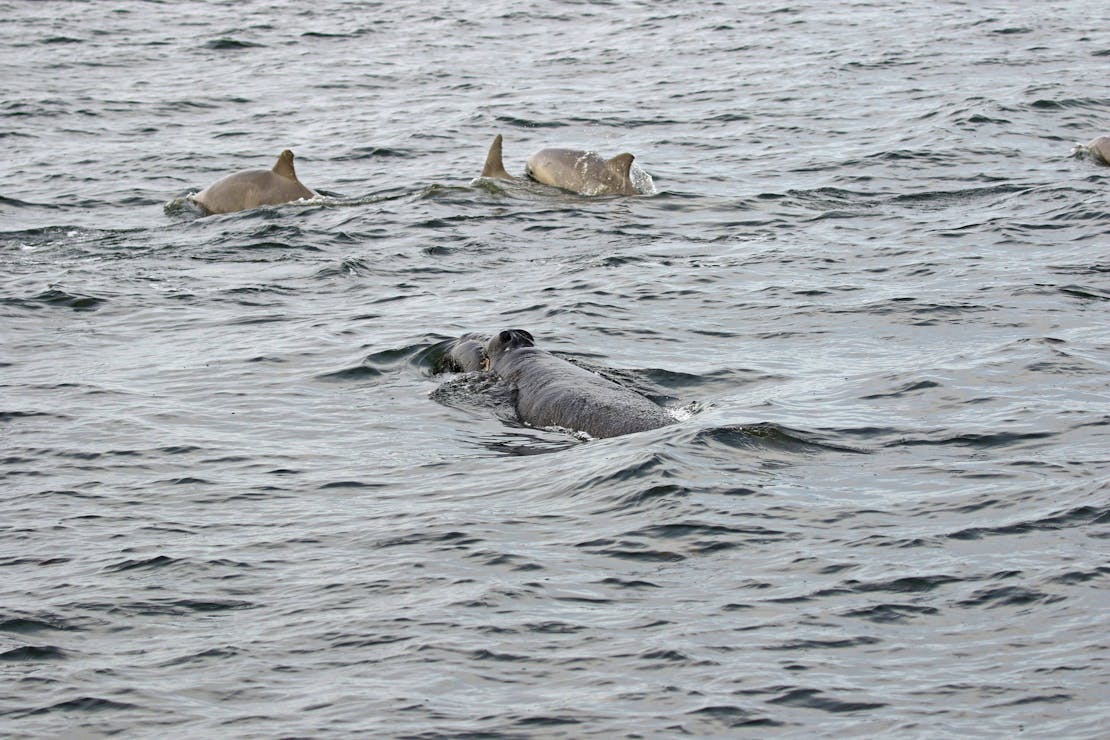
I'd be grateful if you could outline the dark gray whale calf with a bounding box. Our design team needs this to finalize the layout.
[480,134,648,196]
[191,149,317,215]
[436,333,488,373]
[485,329,674,438]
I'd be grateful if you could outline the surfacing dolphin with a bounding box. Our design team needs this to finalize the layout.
[1079,135,1110,165]
[191,149,317,215]
[480,134,648,196]
[485,329,674,439]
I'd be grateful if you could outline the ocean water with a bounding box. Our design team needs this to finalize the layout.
[2,0,1108,736]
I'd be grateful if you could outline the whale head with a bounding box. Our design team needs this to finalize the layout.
[485,329,535,367]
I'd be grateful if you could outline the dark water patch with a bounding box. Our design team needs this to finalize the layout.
[0,195,61,208]
[203,38,265,50]
[767,637,882,652]
[947,504,1108,540]
[155,646,244,668]
[1048,567,1109,586]
[846,574,961,595]
[889,183,1027,207]
[313,257,374,278]
[889,429,1055,450]
[102,555,183,573]
[1030,97,1109,110]
[317,480,386,490]
[995,693,1073,707]
[576,536,686,563]
[860,379,941,400]
[494,115,570,129]
[0,410,73,422]
[480,430,583,456]
[0,614,79,634]
[526,621,585,634]
[782,187,881,212]
[377,530,480,550]
[3,288,106,312]
[0,644,68,661]
[1059,284,1110,301]
[315,364,384,383]
[342,146,414,160]
[300,30,364,39]
[73,599,254,616]
[631,521,786,548]
[841,603,940,623]
[694,423,868,455]
[19,696,139,717]
[510,715,583,728]
[686,705,782,728]
[597,577,660,589]
[956,586,1063,609]
[767,687,886,713]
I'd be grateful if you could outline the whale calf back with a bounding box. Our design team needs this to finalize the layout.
[479,134,643,196]
[486,329,673,438]
[437,333,488,373]
[192,149,316,215]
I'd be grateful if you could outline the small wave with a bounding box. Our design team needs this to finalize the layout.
[20,696,139,716]
[203,38,265,50]
[1059,284,1110,301]
[0,614,78,634]
[956,585,1063,609]
[2,288,106,312]
[315,364,384,383]
[493,115,568,129]
[947,504,1108,540]
[889,429,1055,450]
[694,423,868,454]
[767,687,886,713]
[0,644,68,661]
[1030,97,1109,110]
[686,705,781,728]
[840,603,940,623]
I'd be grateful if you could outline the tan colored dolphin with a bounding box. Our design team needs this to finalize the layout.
[1083,135,1110,165]
[191,149,317,215]
[480,134,643,196]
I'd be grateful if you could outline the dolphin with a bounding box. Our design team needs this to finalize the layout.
[485,329,674,438]
[479,134,645,196]
[191,149,317,215]
[1081,135,1110,165]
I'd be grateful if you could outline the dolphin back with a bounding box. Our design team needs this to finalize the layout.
[525,148,640,195]
[192,149,316,215]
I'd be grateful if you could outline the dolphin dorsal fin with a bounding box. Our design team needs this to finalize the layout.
[607,152,635,179]
[272,149,298,180]
[481,134,511,179]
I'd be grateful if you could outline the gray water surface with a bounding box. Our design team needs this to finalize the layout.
[2,1,1108,736]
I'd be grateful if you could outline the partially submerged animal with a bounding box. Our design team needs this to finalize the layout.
[436,333,488,373]
[484,329,674,438]
[1079,135,1110,165]
[191,149,317,215]
[480,134,647,196]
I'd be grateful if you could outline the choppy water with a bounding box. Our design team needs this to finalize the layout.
[3,1,1109,736]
